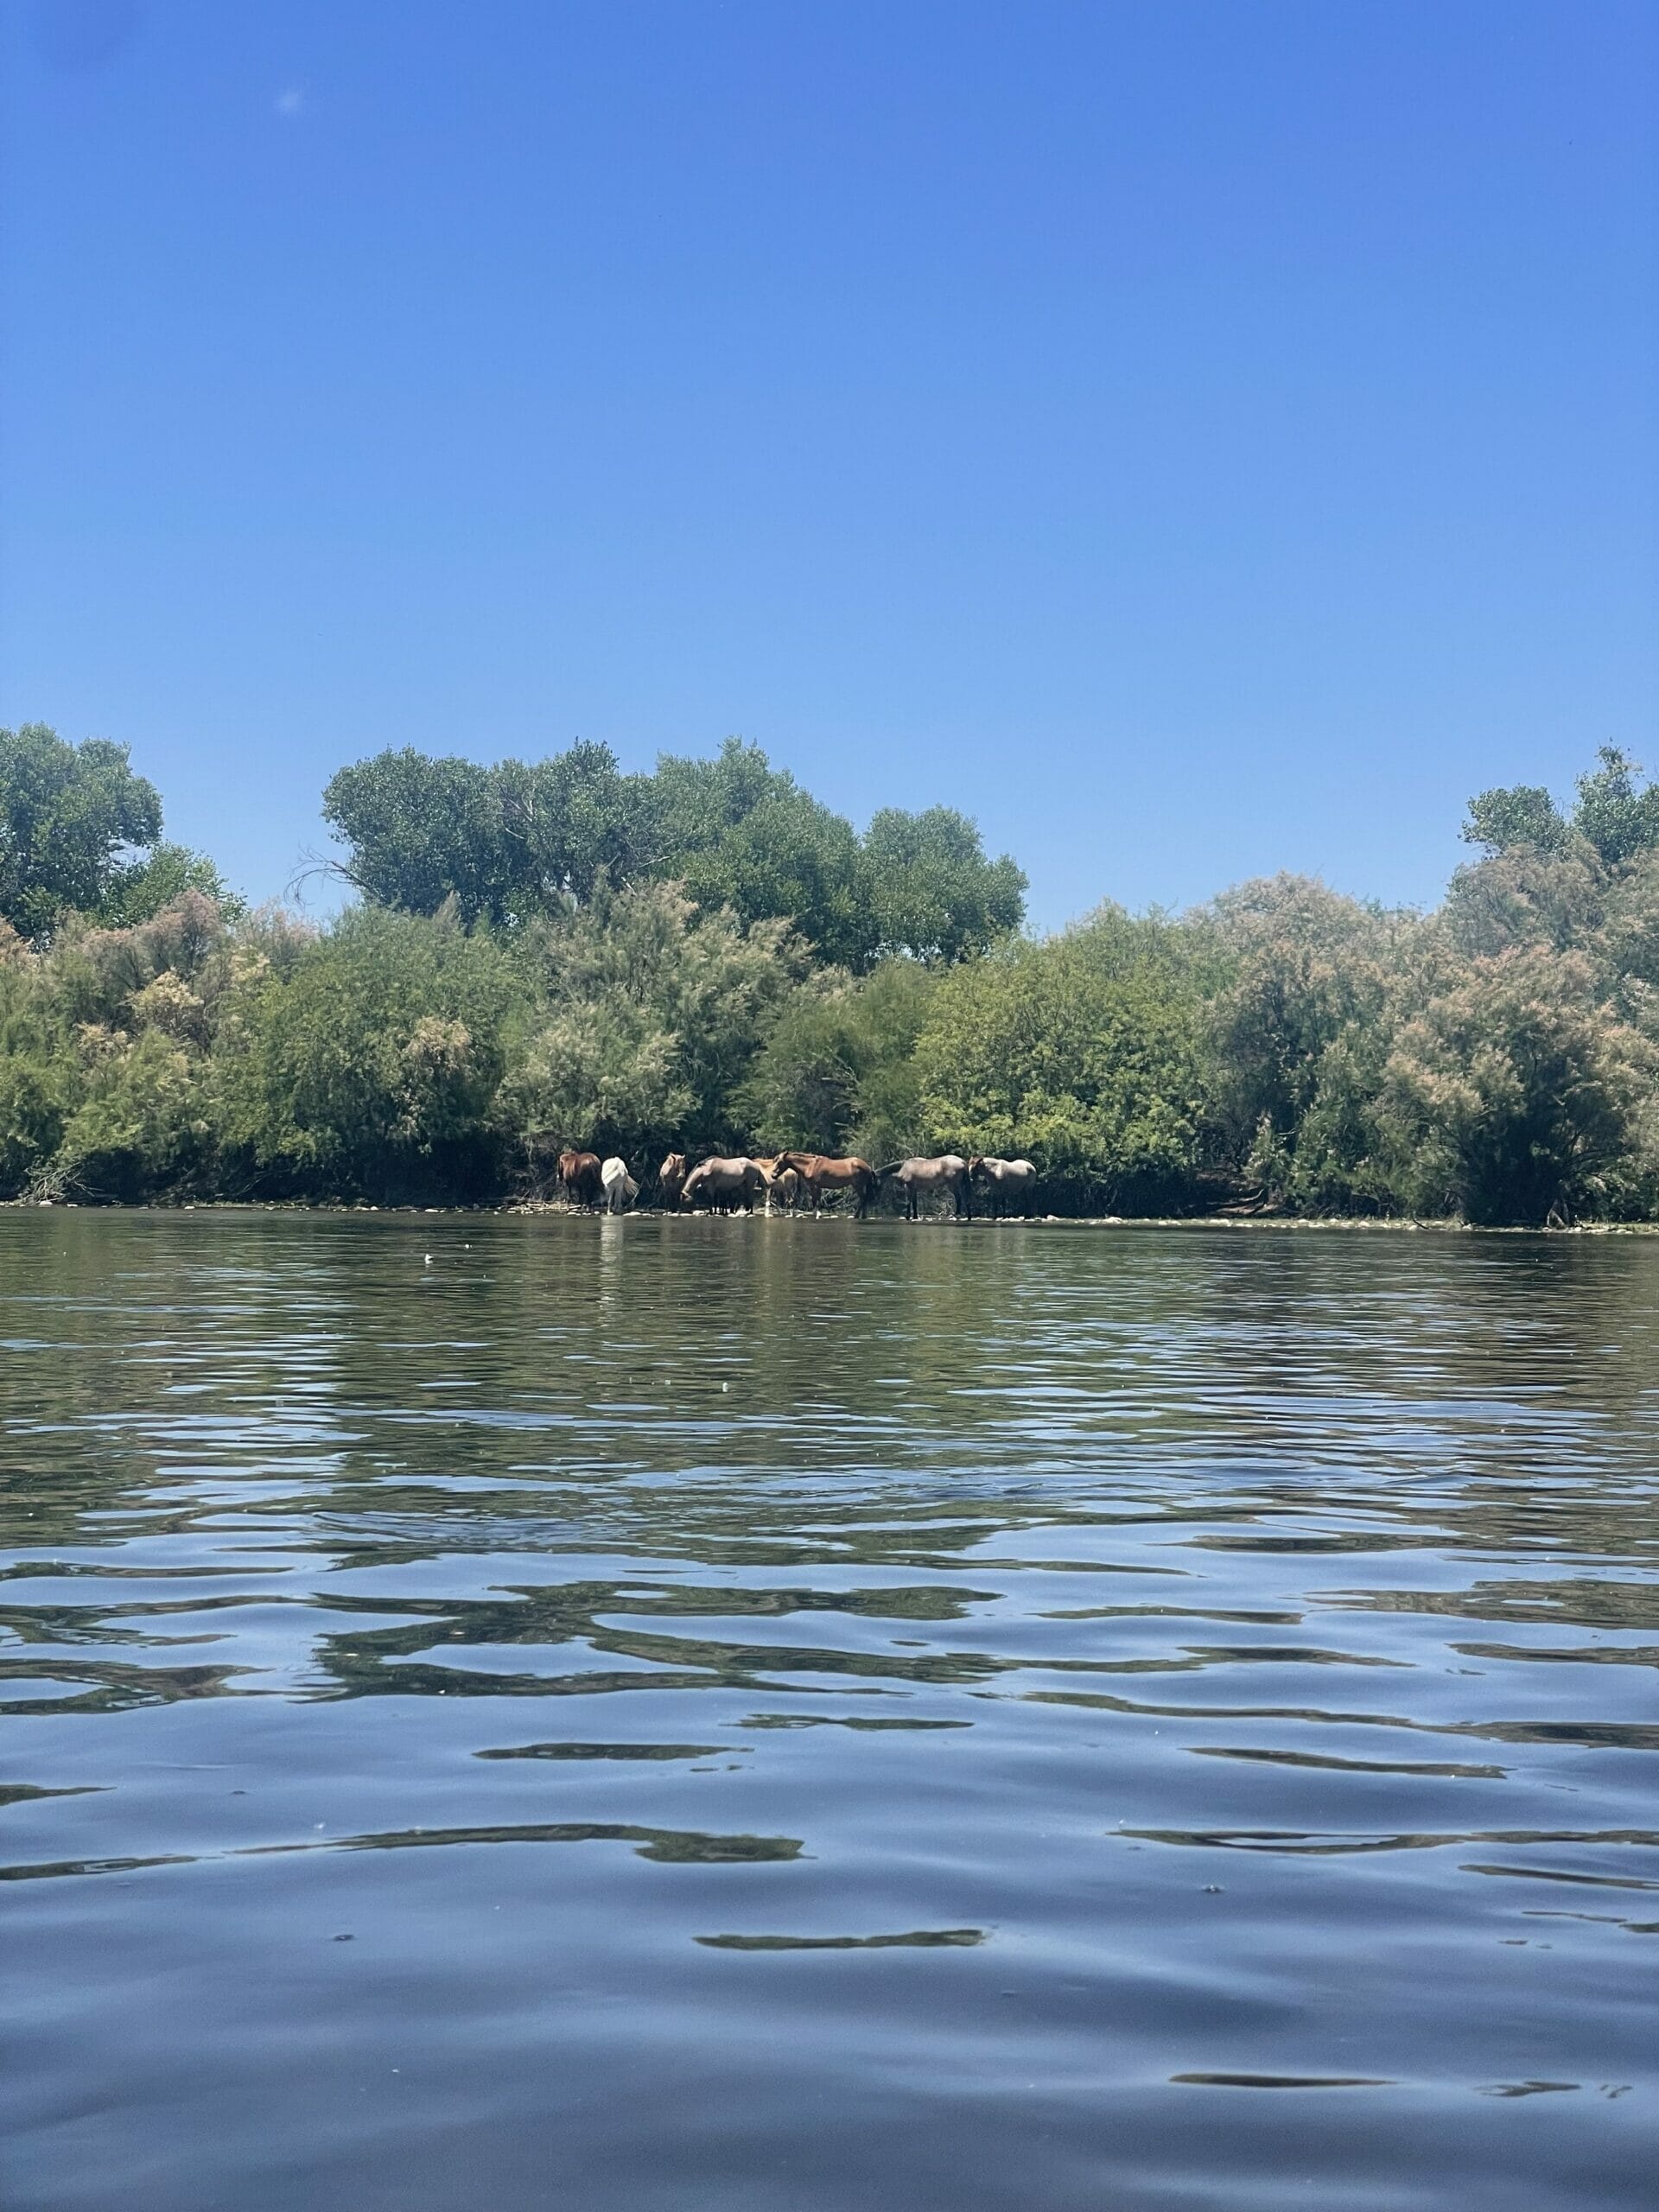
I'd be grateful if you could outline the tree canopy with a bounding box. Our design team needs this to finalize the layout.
[322,736,1027,970]
[4,729,1659,1225]
[2,724,162,940]
[1463,747,1659,867]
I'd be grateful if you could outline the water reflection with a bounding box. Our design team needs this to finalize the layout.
[1,1212,1656,2211]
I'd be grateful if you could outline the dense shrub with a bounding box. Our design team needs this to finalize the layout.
[500,880,804,1170]
[211,905,524,1202]
[5,733,1658,1225]
[914,907,1211,1208]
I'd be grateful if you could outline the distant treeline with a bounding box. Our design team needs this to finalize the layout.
[3,721,1657,1224]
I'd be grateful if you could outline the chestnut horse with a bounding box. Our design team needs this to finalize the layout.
[557,1149,604,1208]
[772,1151,880,1219]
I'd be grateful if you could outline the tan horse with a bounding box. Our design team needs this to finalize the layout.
[557,1149,604,1208]
[969,1156,1038,1217]
[658,1153,688,1208]
[772,1152,880,1219]
[680,1157,768,1212]
[749,1155,801,1213]
[880,1154,972,1221]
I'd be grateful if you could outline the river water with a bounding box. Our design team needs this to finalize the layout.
[1,1211,1655,2210]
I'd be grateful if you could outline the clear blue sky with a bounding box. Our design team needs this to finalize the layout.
[3,0,1656,929]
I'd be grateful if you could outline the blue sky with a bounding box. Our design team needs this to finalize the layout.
[3,0,1655,929]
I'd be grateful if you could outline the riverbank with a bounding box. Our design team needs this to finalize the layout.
[6,1197,1657,1233]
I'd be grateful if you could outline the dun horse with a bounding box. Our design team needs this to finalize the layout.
[880,1155,972,1220]
[680,1157,769,1212]
[969,1156,1038,1217]
[657,1153,688,1208]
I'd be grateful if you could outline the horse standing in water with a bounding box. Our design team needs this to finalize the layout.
[557,1150,605,1208]
[880,1155,972,1221]
[969,1156,1038,1217]
[749,1157,802,1213]
[680,1157,769,1212]
[772,1153,880,1219]
[657,1153,688,1208]
[601,1158,639,1213]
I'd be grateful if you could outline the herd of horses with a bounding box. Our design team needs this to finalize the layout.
[553,1148,1039,1220]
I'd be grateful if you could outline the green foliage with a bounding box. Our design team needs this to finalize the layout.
[501,880,802,1165]
[323,734,1026,971]
[53,1027,211,1204]
[1200,875,1420,1207]
[1442,845,1606,958]
[1,724,164,940]
[670,788,874,970]
[737,959,939,1160]
[1376,949,1650,1225]
[7,728,1659,1226]
[0,949,79,1196]
[321,751,526,925]
[97,842,245,928]
[1571,747,1659,868]
[914,907,1209,1207]
[862,807,1027,965]
[1462,783,1567,855]
[1462,749,1659,868]
[213,905,524,1201]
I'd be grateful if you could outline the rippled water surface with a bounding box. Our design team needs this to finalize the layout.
[2,1211,1656,2210]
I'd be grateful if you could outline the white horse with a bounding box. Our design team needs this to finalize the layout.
[601,1157,639,1213]
[969,1156,1037,1217]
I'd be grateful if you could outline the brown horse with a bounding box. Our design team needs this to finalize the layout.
[772,1152,880,1219]
[557,1149,604,1208]
[658,1152,688,1208]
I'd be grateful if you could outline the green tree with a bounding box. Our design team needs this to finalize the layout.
[862,806,1027,963]
[1,724,163,940]
[52,1026,213,1204]
[1442,844,1606,959]
[1200,875,1418,1202]
[671,789,875,970]
[1462,782,1567,855]
[1376,946,1649,1224]
[916,906,1209,1208]
[501,880,803,1165]
[1571,747,1659,867]
[736,958,938,1160]
[321,750,512,923]
[96,842,245,928]
[213,905,524,1200]
[0,945,79,1196]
